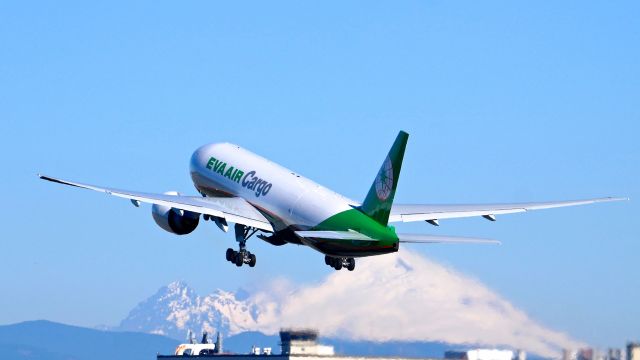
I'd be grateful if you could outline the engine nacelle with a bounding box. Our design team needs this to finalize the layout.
[151,191,200,235]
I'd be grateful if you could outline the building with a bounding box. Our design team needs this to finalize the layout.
[606,348,622,360]
[562,348,598,360]
[445,349,514,360]
[564,346,630,360]
[158,329,443,360]
[628,342,640,360]
[578,348,594,360]
[279,329,334,356]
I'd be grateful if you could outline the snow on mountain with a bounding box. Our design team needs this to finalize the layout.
[249,251,585,358]
[116,251,584,358]
[117,280,259,340]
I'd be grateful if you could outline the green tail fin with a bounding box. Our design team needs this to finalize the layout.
[360,131,409,226]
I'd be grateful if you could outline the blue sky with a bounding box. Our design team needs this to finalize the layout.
[1,0,638,350]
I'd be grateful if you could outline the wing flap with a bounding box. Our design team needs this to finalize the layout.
[39,174,274,232]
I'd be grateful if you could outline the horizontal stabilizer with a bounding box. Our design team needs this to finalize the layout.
[398,233,501,245]
[295,230,376,241]
[390,197,628,223]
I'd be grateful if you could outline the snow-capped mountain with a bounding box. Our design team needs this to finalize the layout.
[114,251,584,358]
[116,281,259,340]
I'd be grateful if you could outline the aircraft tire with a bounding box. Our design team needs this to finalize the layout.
[249,254,257,267]
[347,258,355,271]
[334,260,342,270]
[226,248,234,262]
[324,255,330,265]
[235,253,243,267]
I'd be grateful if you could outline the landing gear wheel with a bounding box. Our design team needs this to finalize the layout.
[324,255,330,265]
[334,260,342,270]
[230,223,260,269]
[347,258,355,271]
[234,253,243,267]
[226,248,235,262]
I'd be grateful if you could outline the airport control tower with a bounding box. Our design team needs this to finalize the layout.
[279,329,335,356]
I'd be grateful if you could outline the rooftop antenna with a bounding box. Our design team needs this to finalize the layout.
[215,331,223,354]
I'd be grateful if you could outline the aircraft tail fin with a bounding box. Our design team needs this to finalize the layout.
[360,131,409,226]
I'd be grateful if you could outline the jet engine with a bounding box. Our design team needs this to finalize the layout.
[151,191,200,235]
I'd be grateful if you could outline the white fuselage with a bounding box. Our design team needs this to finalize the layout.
[190,143,354,231]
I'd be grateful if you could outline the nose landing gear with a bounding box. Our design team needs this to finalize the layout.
[225,224,258,268]
[325,255,355,271]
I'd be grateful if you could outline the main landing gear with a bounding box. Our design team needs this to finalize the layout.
[325,255,356,271]
[225,223,258,268]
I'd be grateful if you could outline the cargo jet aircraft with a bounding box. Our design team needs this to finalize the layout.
[40,131,626,271]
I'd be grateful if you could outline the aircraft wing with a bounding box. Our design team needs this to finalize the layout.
[38,174,274,232]
[389,197,627,223]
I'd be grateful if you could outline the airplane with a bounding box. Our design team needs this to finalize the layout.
[39,131,626,271]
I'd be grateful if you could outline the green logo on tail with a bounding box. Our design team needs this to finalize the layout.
[375,157,394,201]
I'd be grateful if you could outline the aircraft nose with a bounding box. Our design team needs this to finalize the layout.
[190,144,215,172]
